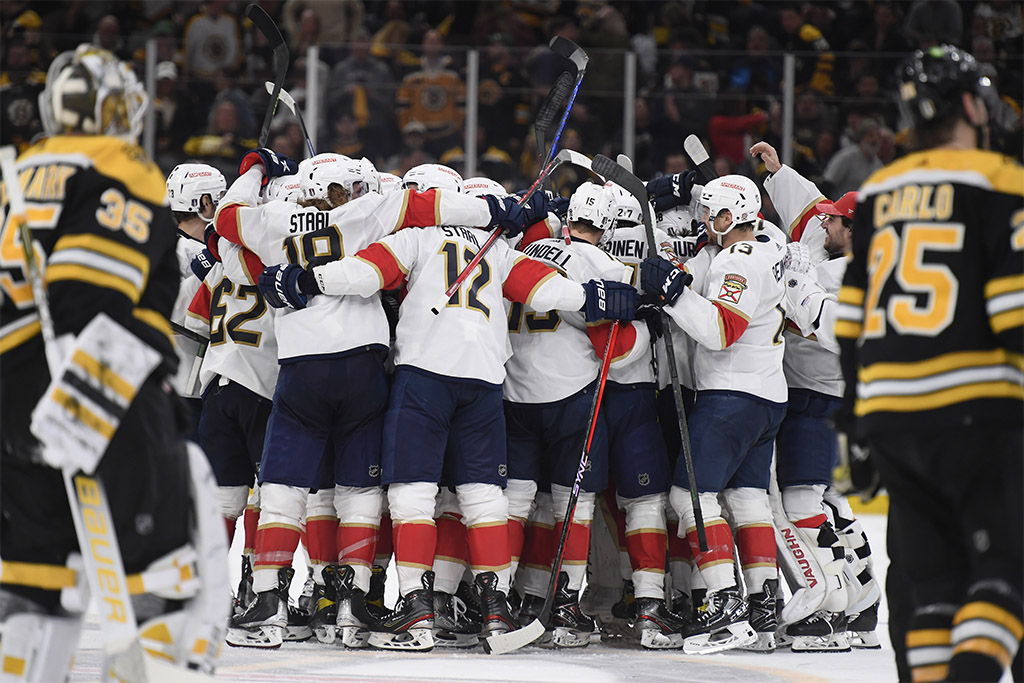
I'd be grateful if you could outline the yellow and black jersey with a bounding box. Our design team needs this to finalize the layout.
[836,147,1024,435]
[0,135,180,393]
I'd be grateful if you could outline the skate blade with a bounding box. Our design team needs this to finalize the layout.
[338,625,370,648]
[600,618,633,639]
[283,624,312,641]
[791,632,851,653]
[780,585,827,626]
[775,631,794,649]
[551,627,591,648]
[313,624,338,645]
[639,627,684,650]
[225,625,283,649]
[739,632,776,653]
[683,621,758,655]
[432,629,479,648]
[849,631,880,649]
[368,628,434,651]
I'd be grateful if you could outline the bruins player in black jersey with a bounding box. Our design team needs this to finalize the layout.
[0,45,227,677]
[836,46,1023,682]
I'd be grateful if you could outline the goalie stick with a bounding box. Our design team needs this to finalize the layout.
[684,134,718,183]
[264,81,315,157]
[247,3,288,148]
[591,154,708,552]
[484,323,620,655]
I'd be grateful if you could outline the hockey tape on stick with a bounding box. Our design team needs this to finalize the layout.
[684,134,718,183]
[535,70,574,162]
[592,153,708,552]
[264,81,315,157]
[248,3,289,148]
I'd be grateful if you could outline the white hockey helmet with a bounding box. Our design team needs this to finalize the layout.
[299,153,369,204]
[358,157,381,195]
[402,163,463,193]
[462,176,508,198]
[609,184,643,227]
[567,181,617,245]
[166,163,226,212]
[39,44,148,143]
[697,174,761,244]
[378,172,402,195]
[656,205,694,237]
[263,174,302,203]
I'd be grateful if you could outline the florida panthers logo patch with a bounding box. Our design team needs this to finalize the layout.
[718,273,747,304]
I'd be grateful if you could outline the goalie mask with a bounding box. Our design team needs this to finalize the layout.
[462,176,508,199]
[697,175,761,245]
[40,44,148,143]
[166,163,226,213]
[567,181,617,246]
[402,163,463,193]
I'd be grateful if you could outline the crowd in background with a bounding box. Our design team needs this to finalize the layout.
[2,0,1021,223]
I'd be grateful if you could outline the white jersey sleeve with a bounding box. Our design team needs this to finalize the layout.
[763,164,829,259]
[782,255,847,396]
[169,237,206,397]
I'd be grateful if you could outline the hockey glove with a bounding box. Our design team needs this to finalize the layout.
[693,222,710,253]
[203,224,222,262]
[581,279,638,322]
[784,241,813,274]
[646,170,697,212]
[258,264,320,309]
[640,256,692,307]
[636,293,664,340]
[189,248,217,281]
[484,194,528,237]
[238,148,299,184]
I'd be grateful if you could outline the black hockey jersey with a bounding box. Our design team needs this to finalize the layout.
[0,135,180,426]
[836,148,1024,436]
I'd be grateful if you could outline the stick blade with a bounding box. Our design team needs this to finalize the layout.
[684,134,718,182]
[616,153,633,173]
[536,71,573,134]
[246,3,285,47]
[482,618,546,655]
[548,36,588,72]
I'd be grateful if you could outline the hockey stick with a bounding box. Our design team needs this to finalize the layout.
[684,134,717,183]
[264,81,315,157]
[544,37,588,165]
[535,70,574,162]
[484,323,620,655]
[616,153,633,173]
[591,154,708,552]
[247,3,289,148]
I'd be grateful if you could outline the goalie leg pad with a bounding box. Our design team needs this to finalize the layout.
[551,484,595,592]
[253,482,305,593]
[335,485,383,593]
[389,482,439,596]
[619,493,667,600]
[458,483,511,593]
[781,484,827,525]
[0,610,82,683]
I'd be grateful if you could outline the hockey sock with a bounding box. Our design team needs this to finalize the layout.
[253,483,305,592]
[335,485,382,592]
[389,482,439,596]
[686,520,736,594]
[517,492,555,598]
[375,514,394,569]
[621,494,668,600]
[505,479,537,578]
[666,509,693,600]
[306,489,338,584]
[459,483,511,593]
[433,510,468,595]
[243,491,260,557]
[948,581,1024,681]
[552,485,595,592]
[906,605,956,682]
[224,517,237,545]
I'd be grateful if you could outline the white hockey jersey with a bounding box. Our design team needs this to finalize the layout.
[763,164,845,397]
[214,168,492,362]
[313,226,588,385]
[504,237,648,403]
[171,236,206,397]
[184,243,280,400]
[664,236,788,403]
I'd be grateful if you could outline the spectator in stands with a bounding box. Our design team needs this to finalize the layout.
[660,54,712,148]
[152,20,185,71]
[284,0,364,49]
[384,120,436,177]
[184,0,243,81]
[575,0,630,141]
[707,88,768,168]
[531,16,580,88]
[793,89,835,151]
[777,3,835,95]
[728,25,781,104]
[477,32,532,156]
[328,27,396,153]
[152,61,205,173]
[5,8,54,67]
[822,117,882,197]
[183,97,257,177]
[904,0,962,47]
[395,30,466,156]
[0,38,45,154]
[330,109,382,162]
[869,2,910,53]
[815,128,839,173]
[93,15,128,60]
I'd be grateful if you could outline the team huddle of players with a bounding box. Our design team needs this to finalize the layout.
[167,137,878,655]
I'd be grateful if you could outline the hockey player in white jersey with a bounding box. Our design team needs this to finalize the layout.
[753,140,881,651]
[258,177,638,651]
[218,152,521,648]
[642,174,788,654]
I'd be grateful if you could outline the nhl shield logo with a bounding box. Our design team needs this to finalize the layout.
[368,465,381,478]
[498,464,507,477]
[638,473,650,487]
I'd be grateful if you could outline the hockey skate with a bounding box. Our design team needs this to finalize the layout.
[549,572,595,648]
[515,592,552,645]
[740,579,779,653]
[632,597,686,650]
[368,571,435,651]
[284,602,312,642]
[233,555,255,617]
[365,565,388,621]
[475,571,517,637]
[847,601,881,649]
[309,565,339,644]
[332,565,377,648]
[682,587,758,655]
[226,566,292,648]
[787,611,851,652]
[296,566,316,615]
[432,591,480,648]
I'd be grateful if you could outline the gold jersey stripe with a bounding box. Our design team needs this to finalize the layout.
[0,318,41,354]
[954,601,1024,640]
[53,233,150,280]
[133,308,173,345]
[859,349,1024,383]
[991,308,1024,334]
[856,380,1024,415]
[835,319,863,339]
[906,628,952,648]
[46,263,141,302]
[985,273,1024,299]
[71,349,135,401]
[838,286,865,305]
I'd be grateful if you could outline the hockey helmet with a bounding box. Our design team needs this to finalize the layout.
[378,172,403,195]
[166,163,226,213]
[263,174,302,204]
[300,153,368,204]
[697,175,761,245]
[567,181,617,246]
[39,44,148,142]
[897,45,989,129]
[402,163,463,193]
[462,176,508,199]
[609,183,643,227]
[656,205,694,237]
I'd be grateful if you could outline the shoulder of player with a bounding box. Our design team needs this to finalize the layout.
[19,135,167,206]
[860,148,1024,198]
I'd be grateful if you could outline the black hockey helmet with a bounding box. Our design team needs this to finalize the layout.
[896,44,988,129]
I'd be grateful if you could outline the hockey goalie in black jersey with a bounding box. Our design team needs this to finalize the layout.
[0,45,228,678]
[836,45,1024,683]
